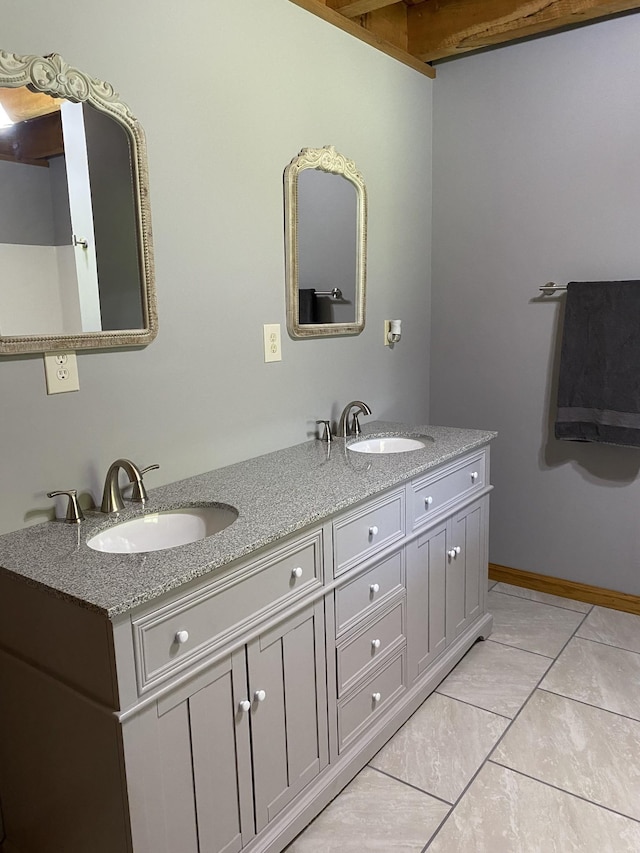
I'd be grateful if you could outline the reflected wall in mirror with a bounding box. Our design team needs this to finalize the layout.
[0,51,156,354]
[284,146,366,338]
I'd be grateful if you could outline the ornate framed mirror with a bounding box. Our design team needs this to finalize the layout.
[284,146,366,338]
[0,51,156,354]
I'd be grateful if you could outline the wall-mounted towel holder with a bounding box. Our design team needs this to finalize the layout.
[540,282,567,295]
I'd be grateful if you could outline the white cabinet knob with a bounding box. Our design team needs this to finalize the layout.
[371,639,381,650]
[447,546,461,559]
[454,546,461,555]
[239,700,251,713]
[370,583,380,595]
[424,496,433,507]
[175,630,189,645]
[291,566,303,579]
[254,689,267,703]
[369,525,379,536]
[471,471,479,482]
[372,692,381,703]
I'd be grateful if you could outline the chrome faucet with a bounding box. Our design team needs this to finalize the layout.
[100,459,159,513]
[337,400,372,438]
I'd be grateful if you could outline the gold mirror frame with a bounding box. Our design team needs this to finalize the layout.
[284,146,366,338]
[0,50,156,354]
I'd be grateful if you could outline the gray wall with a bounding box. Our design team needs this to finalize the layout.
[432,15,640,595]
[0,0,432,536]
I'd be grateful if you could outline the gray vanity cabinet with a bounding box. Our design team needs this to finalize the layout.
[124,600,328,853]
[0,437,494,853]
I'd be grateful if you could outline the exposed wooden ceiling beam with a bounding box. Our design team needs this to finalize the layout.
[290,0,436,76]
[293,0,640,71]
[408,0,640,62]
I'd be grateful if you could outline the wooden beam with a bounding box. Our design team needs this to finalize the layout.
[289,0,436,76]
[408,0,640,62]
[328,0,401,17]
[359,3,409,50]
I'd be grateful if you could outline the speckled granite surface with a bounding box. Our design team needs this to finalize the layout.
[0,422,496,618]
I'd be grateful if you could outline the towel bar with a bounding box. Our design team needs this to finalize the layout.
[539,282,567,295]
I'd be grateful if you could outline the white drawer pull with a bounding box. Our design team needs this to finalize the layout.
[254,689,267,703]
[471,471,479,482]
[370,583,380,595]
[372,692,381,703]
[424,496,433,507]
[239,700,251,713]
[175,630,189,645]
[371,638,381,650]
[447,546,462,559]
[454,545,461,555]
[291,566,303,579]
[369,525,379,536]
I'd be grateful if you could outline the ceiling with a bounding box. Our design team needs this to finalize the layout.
[290,0,640,77]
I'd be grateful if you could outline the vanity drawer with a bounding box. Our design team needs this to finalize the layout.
[333,488,405,576]
[132,530,323,693]
[336,597,405,697]
[410,452,485,530]
[334,549,404,637]
[337,650,406,752]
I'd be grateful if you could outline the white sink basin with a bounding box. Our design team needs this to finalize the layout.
[348,436,426,454]
[87,505,238,553]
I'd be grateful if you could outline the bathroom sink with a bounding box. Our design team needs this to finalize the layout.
[348,436,427,454]
[87,505,238,553]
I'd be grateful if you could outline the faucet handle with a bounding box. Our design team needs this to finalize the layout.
[316,420,333,443]
[47,489,85,524]
[130,463,159,503]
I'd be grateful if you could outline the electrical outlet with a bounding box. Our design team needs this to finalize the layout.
[44,351,80,394]
[263,324,282,363]
[384,320,391,346]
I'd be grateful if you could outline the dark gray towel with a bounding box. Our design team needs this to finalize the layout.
[555,280,640,446]
[298,289,317,324]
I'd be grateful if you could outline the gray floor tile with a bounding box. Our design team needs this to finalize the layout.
[492,582,592,613]
[285,766,449,852]
[493,689,640,821]
[369,692,508,802]
[427,762,640,853]
[578,605,640,654]
[488,589,585,657]
[437,639,552,717]
[541,636,640,720]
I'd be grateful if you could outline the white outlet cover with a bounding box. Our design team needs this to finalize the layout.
[263,324,282,363]
[44,351,80,394]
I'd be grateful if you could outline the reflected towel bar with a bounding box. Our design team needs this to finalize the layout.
[315,288,344,300]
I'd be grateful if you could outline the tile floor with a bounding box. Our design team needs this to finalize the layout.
[286,582,640,852]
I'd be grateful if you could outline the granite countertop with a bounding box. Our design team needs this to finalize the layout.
[0,422,496,618]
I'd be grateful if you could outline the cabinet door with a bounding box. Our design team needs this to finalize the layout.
[406,519,448,682]
[446,499,485,643]
[128,650,254,853]
[248,601,328,834]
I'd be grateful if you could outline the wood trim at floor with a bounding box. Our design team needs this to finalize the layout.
[488,563,640,616]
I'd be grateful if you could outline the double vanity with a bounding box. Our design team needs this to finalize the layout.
[0,422,495,853]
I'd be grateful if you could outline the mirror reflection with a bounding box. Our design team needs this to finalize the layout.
[284,146,366,338]
[297,169,357,325]
[0,51,156,354]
